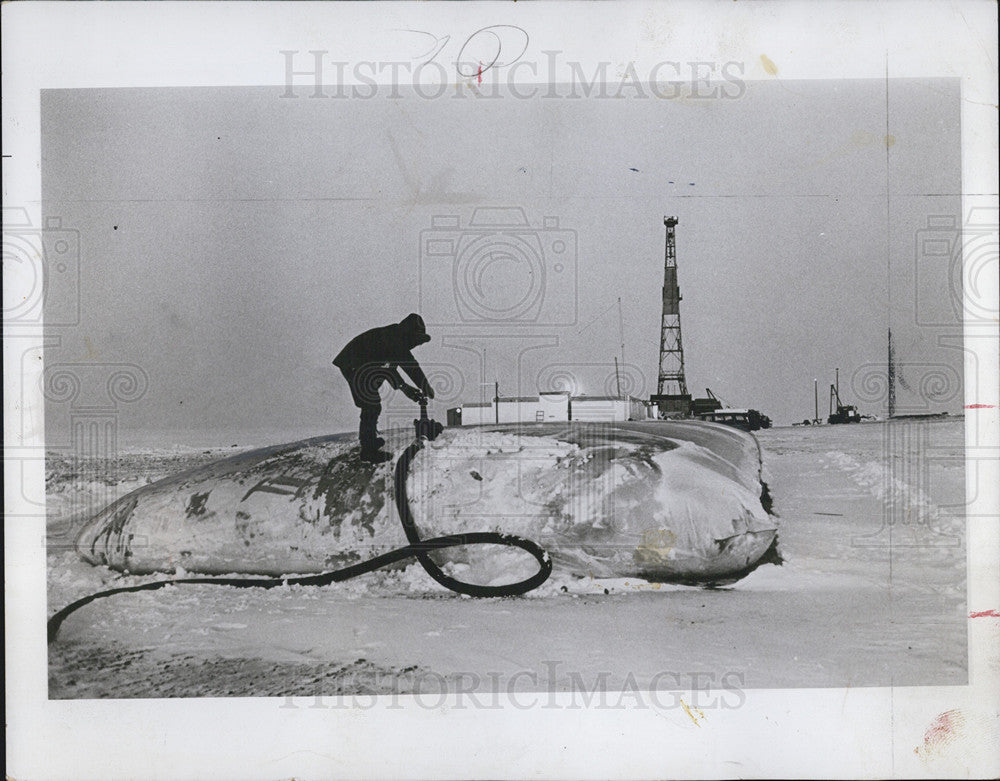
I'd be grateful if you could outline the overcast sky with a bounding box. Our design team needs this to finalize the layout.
[42,78,961,446]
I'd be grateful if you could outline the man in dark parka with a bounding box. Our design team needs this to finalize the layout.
[333,313,435,462]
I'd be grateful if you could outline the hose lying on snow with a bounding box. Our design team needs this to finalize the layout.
[47,439,552,644]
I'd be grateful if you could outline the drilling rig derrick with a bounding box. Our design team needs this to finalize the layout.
[650,216,691,417]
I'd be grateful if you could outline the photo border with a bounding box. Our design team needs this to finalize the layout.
[4,2,998,778]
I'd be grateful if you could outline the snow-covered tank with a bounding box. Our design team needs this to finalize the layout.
[76,421,780,589]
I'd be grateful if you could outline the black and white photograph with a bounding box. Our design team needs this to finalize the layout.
[5,2,998,779]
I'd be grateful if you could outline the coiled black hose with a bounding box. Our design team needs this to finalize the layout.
[47,439,552,643]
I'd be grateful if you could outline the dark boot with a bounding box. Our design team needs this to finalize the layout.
[359,408,379,450]
[359,407,390,463]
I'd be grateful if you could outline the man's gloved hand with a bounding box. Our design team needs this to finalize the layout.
[424,385,435,400]
[400,384,423,402]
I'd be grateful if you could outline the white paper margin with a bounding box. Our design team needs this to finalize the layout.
[4,2,998,778]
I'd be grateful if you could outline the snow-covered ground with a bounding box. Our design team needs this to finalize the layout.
[46,417,967,698]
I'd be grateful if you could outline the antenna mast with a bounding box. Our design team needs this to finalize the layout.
[617,296,626,376]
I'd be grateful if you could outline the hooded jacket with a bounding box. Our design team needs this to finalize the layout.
[333,313,433,396]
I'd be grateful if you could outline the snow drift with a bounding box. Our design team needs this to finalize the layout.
[75,421,780,588]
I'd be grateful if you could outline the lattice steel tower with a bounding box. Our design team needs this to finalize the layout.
[656,216,689,396]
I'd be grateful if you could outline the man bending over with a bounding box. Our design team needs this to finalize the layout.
[333,313,435,463]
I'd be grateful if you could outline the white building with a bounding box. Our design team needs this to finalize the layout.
[448,401,494,427]
[571,395,636,422]
[448,392,652,425]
